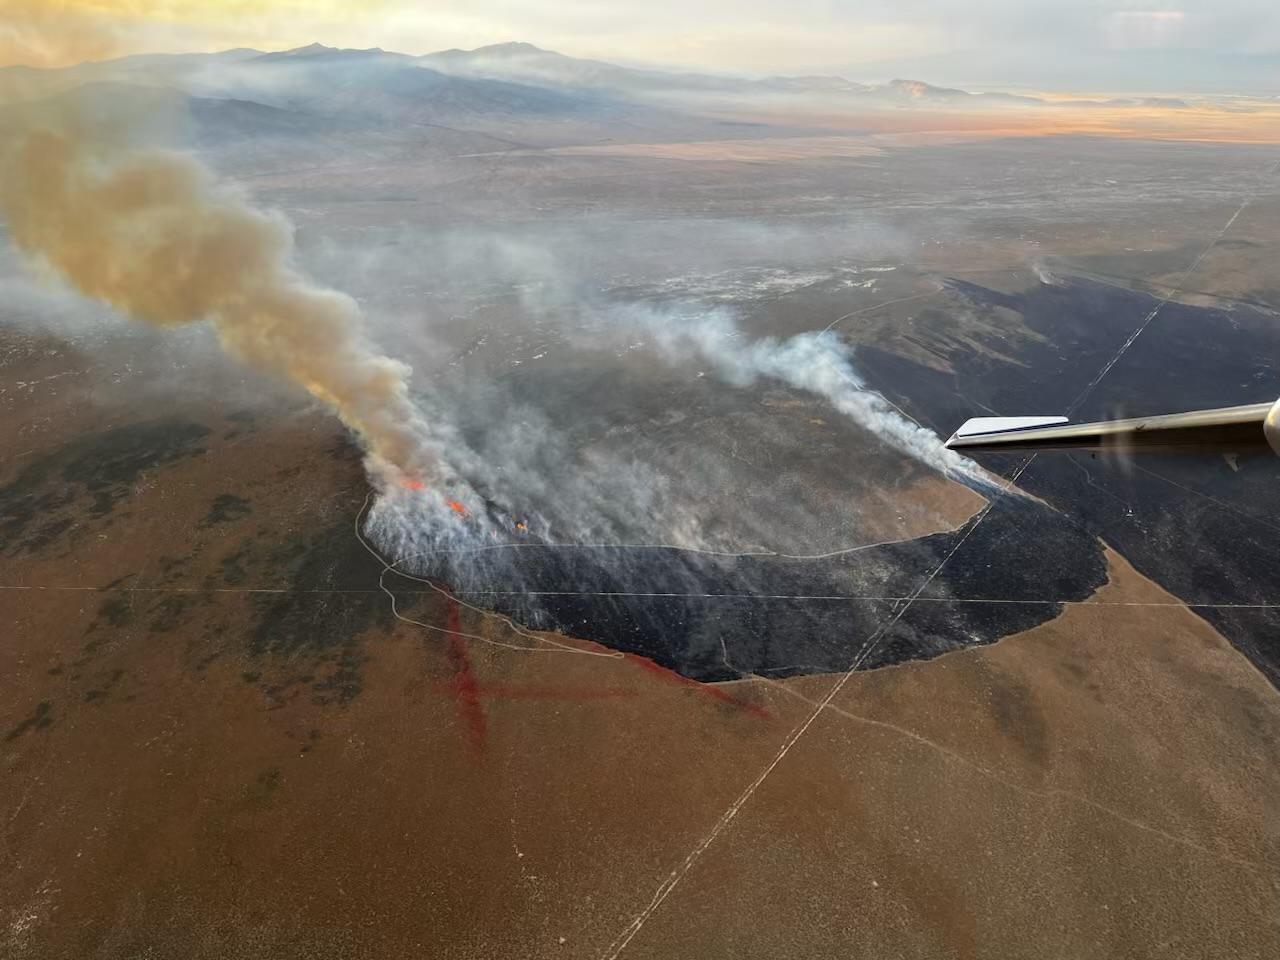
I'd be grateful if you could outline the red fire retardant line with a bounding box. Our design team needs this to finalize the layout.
[628,654,770,719]
[443,593,488,754]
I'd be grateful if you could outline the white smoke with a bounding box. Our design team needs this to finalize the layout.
[615,302,993,486]
[1032,259,1064,286]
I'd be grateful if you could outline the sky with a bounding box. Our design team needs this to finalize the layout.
[3,1,1279,91]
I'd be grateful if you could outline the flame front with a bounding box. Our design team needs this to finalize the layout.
[399,477,469,518]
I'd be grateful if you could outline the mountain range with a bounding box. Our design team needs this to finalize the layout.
[0,40,1094,118]
[0,41,1202,168]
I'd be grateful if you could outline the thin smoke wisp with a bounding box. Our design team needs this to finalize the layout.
[621,303,993,485]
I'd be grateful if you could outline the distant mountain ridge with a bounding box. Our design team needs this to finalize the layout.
[417,41,1041,106]
[0,40,811,168]
[0,38,1206,165]
[251,42,413,64]
[1,39,1055,109]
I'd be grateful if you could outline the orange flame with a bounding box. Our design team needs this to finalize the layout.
[399,480,466,517]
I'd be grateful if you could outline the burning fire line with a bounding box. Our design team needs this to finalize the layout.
[398,477,484,521]
[396,477,541,532]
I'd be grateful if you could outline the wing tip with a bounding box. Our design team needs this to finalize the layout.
[946,416,1069,448]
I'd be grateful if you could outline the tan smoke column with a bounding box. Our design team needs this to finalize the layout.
[0,89,446,487]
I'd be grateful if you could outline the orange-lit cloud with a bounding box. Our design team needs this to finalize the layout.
[0,1,385,67]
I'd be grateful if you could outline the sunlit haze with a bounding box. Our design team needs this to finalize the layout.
[4,0,1280,91]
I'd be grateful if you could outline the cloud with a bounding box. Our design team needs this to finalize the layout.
[0,1,389,68]
[1104,10,1187,50]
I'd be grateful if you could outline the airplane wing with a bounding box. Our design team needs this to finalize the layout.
[945,401,1279,453]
